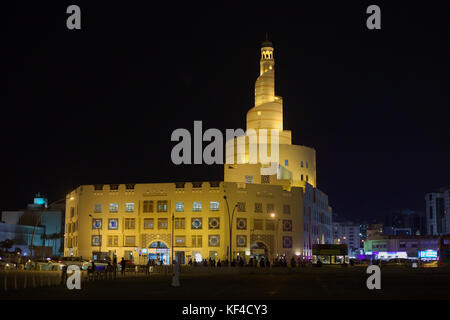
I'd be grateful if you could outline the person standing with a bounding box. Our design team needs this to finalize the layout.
[120,257,126,276]
[113,255,117,279]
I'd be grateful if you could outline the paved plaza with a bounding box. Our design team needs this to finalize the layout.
[1,266,450,300]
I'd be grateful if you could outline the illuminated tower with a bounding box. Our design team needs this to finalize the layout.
[225,37,317,188]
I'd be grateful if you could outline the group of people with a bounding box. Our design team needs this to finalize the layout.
[186,256,312,268]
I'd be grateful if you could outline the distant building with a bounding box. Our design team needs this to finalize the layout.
[1,193,65,256]
[425,188,450,235]
[332,221,362,258]
[364,235,439,261]
[384,209,426,236]
[366,223,384,240]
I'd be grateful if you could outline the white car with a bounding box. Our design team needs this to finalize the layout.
[0,260,16,270]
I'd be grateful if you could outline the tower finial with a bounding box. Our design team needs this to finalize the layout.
[261,33,273,48]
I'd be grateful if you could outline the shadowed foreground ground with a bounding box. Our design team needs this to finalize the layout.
[1,267,450,300]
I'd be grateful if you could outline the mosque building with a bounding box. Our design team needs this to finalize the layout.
[63,38,333,264]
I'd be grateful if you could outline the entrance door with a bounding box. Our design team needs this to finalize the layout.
[175,251,185,264]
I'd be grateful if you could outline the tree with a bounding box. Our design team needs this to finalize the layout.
[0,239,14,253]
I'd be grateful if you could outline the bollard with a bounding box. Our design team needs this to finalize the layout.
[32,273,36,288]
[47,274,51,287]
[24,273,27,289]
[3,273,7,291]
[14,274,17,290]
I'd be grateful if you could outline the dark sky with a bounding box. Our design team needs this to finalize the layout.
[3,1,450,221]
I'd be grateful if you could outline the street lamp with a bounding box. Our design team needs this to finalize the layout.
[171,211,174,266]
[270,213,281,259]
[30,197,66,261]
[223,195,238,263]
[89,214,101,260]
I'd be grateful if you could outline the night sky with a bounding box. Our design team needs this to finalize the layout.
[3,2,450,221]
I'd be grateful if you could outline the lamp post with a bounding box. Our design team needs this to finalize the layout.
[270,213,281,259]
[89,214,101,260]
[30,197,66,262]
[171,211,174,266]
[223,195,238,263]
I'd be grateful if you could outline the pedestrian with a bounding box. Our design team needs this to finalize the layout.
[265,258,270,268]
[120,257,126,276]
[217,259,221,267]
[290,257,296,268]
[113,255,117,278]
[61,264,68,286]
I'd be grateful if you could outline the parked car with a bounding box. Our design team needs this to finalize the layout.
[0,260,16,270]
[381,258,409,267]
[25,259,64,271]
[81,260,112,272]
[423,260,438,268]
[59,256,87,267]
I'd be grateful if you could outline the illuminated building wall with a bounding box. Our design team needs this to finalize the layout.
[64,182,303,262]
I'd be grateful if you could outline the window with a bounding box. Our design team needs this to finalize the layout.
[175,236,186,247]
[283,204,291,214]
[245,175,254,184]
[192,235,202,248]
[192,182,203,188]
[208,235,220,247]
[301,174,304,181]
[208,217,220,229]
[175,218,185,229]
[143,201,154,213]
[306,175,309,182]
[175,182,185,188]
[143,218,154,229]
[266,219,275,230]
[92,219,102,230]
[94,184,103,191]
[126,184,135,190]
[236,235,247,247]
[125,203,135,212]
[91,235,101,247]
[255,203,263,213]
[236,218,247,230]
[110,184,119,190]
[306,162,309,168]
[108,235,118,247]
[283,220,292,232]
[94,204,102,213]
[261,175,270,184]
[124,218,135,229]
[300,161,304,168]
[108,219,118,230]
[210,201,220,211]
[157,201,168,212]
[237,202,246,212]
[191,218,203,229]
[124,236,136,247]
[176,202,184,212]
[284,159,288,166]
[193,201,202,212]
[110,203,118,213]
[158,218,168,229]
[267,203,275,214]
[253,219,263,230]
[283,236,292,248]
[70,207,75,218]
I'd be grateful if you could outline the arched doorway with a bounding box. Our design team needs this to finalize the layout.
[250,241,269,261]
[148,241,170,265]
